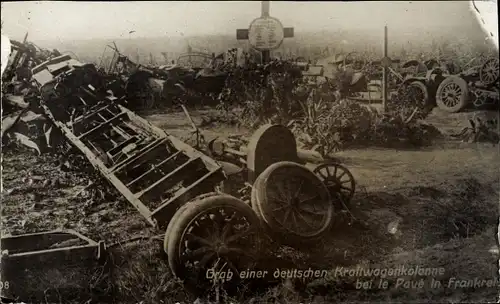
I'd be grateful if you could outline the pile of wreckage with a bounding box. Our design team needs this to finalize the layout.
[97,44,231,110]
[0,40,307,157]
[2,40,244,114]
[316,52,499,113]
[1,35,498,302]
[1,38,361,302]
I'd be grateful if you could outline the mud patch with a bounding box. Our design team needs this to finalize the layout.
[300,228,498,303]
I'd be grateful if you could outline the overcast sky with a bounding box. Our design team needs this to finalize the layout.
[1,1,480,42]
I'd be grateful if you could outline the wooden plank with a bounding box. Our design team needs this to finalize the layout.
[32,54,73,75]
[2,232,77,253]
[382,25,388,113]
[47,117,155,226]
[105,105,120,117]
[118,104,171,138]
[284,27,294,38]
[150,168,225,224]
[121,121,144,137]
[110,137,168,174]
[119,105,222,172]
[95,112,130,140]
[72,103,111,125]
[107,136,139,157]
[126,150,182,188]
[261,1,270,16]
[3,244,98,259]
[78,112,128,140]
[135,157,201,200]
[236,29,249,40]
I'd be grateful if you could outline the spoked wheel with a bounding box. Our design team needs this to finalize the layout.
[479,58,499,87]
[166,194,262,296]
[164,192,219,249]
[313,163,356,209]
[251,161,333,245]
[436,75,469,113]
[407,81,430,107]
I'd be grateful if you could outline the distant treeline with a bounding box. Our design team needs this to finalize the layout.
[36,27,497,66]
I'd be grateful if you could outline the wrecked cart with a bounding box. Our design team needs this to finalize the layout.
[30,54,262,292]
[29,54,357,293]
[1,230,106,302]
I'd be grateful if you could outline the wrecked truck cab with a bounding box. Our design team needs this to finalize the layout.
[31,55,109,122]
[32,55,105,93]
[32,55,103,88]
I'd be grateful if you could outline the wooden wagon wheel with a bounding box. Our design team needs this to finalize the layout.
[313,163,356,209]
[251,161,333,244]
[479,58,499,87]
[166,194,262,295]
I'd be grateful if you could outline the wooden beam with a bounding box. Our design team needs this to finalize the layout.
[42,107,155,226]
[150,169,224,224]
[107,136,139,157]
[78,112,128,140]
[261,1,270,17]
[236,29,249,40]
[135,157,201,201]
[110,137,168,174]
[382,25,388,113]
[126,150,182,188]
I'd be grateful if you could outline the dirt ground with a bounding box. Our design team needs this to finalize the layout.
[1,106,499,303]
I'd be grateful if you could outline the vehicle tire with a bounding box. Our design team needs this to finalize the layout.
[166,194,262,295]
[251,161,334,246]
[163,192,219,255]
[479,58,499,87]
[435,75,469,113]
[409,81,430,107]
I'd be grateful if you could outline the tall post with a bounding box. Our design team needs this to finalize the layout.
[382,25,388,113]
[261,1,271,63]
[261,1,270,17]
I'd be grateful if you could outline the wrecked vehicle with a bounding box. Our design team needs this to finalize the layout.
[101,46,228,110]
[435,57,499,112]
[396,57,499,113]
[2,36,63,106]
[322,52,401,101]
[11,54,357,296]
[394,59,451,108]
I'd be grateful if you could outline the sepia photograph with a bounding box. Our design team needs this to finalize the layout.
[1,1,499,303]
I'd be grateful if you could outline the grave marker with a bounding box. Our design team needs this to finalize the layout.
[382,25,389,112]
[379,26,401,113]
[236,1,294,63]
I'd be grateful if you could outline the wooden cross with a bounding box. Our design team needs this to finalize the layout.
[377,25,402,113]
[382,25,389,112]
[236,1,294,63]
[261,1,270,17]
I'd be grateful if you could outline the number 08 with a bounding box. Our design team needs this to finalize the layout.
[0,281,9,289]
